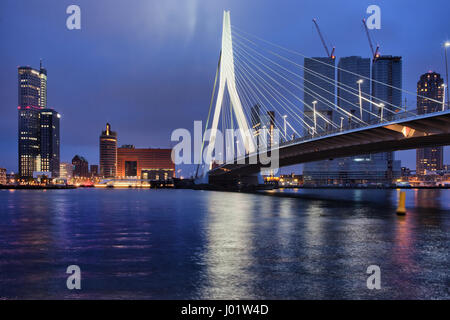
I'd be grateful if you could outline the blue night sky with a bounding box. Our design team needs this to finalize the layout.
[0,0,449,175]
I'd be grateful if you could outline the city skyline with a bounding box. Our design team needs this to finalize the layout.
[0,0,449,173]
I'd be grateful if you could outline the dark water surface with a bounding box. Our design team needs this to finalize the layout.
[0,188,448,299]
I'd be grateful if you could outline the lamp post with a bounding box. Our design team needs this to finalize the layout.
[357,79,364,120]
[340,117,344,131]
[442,84,446,111]
[312,101,317,136]
[379,103,384,122]
[444,41,450,109]
[283,115,287,140]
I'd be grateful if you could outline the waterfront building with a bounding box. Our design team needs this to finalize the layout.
[90,165,99,177]
[72,155,89,178]
[59,162,73,180]
[416,71,444,175]
[116,145,175,180]
[303,155,401,186]
[18,63,47,178]
[371,55,403,182]
[40,109,60,178]
[0,168,6,185]
[336,56,371,124]
[304,57,373,185]
[99,123,117,178]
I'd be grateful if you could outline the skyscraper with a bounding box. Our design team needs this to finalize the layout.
[99,123,117,178]
[337,56,371,124]
[416,71,444,175]
[371,56,403,182]
[40,109,60,177]
[18,63,47,178]
[303,57,335,134]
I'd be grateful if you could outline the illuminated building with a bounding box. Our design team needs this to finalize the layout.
[18,63,47,178]
[99,123,117,178]
[371,56,402,182]
[72,155,89,178]
[59,162,73,179]
[0,168,6,185]
[90,165,99,177]
[416,71,444,175]
[116,145,175,180]
[40,109,60,177]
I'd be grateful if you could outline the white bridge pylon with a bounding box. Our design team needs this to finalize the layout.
[206,11,256,170]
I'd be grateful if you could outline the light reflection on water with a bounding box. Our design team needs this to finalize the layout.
[0,188,448,299]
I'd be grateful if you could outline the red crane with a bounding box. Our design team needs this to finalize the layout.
[362,18,380,62]
[312,18,335,60]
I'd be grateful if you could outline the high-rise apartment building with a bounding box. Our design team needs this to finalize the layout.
[416,71,444,175]
[99,123,117,178]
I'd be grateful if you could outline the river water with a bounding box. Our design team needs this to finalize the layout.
[0,188,448,299]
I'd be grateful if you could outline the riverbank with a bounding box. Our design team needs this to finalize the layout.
[0,185,77,190]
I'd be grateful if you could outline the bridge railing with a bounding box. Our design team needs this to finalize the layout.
[277,107,446,149]
[213,107,447,169]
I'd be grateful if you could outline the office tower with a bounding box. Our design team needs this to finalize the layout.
[59,162,73,180]
[372,56,402,116]
[99,123,117,178]
[337,56,371,124]
[416,71,444,175]
[72,155,89,178]
[303,57,335,134]
[116,146,175,180]
[90,165,99,177]
[18,63,47,178]
[303,56,401,186]
[371,56,402,182]
[40,109,60,177]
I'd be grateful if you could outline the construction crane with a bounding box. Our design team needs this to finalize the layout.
[362,18,380,62]
[312,18,335,59]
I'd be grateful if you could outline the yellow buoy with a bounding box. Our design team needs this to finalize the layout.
[396,191,406,215]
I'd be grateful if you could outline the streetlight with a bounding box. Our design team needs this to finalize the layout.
[444,41,450,109]
[340,117,344,131]
[357,79,364,120]
[379,103,385,122]
[283,115,287,140]
[312,101,317,136]
[442,84,446,111]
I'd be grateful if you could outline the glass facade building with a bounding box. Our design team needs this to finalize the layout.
[40,109,60,178]
[303,56,401,185]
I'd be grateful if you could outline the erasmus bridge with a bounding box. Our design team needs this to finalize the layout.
[195,11,450,186]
